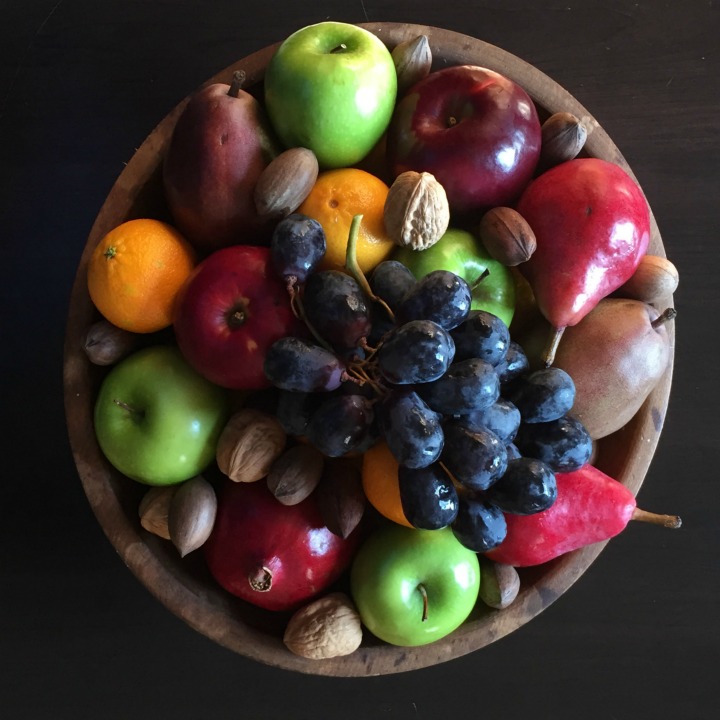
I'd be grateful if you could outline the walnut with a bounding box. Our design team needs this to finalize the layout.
[283,592,363,659]
[384,171,450,250]
[216,409,286,482]
[138,486,176,540]
[478,206,537,266]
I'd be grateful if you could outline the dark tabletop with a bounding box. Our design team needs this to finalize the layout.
[2,1,718,718]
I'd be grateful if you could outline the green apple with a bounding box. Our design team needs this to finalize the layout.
[350,524,481,647]
[93,345,230,486]
[393,228,516,327]
[264,21,397,169]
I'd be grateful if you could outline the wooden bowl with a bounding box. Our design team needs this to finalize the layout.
[63,22,673,676]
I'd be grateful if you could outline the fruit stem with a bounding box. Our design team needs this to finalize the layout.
[228,70,246,98]
[417,583,429,622]
[631,507,682,529]
[292,291,335,354]
[330,43,348,54]
[345,214,396,322]
[112,399,144,418]
[651,307,677,329]
[471,268,490,291]
[248,565,273,592]
[543,326,565,367]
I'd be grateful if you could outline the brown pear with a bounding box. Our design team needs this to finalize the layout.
[552,298,674,439]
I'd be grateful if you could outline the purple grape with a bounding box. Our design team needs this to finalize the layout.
[270,213,326,284]
[264,337,345,392]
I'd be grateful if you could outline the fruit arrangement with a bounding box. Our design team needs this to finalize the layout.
[70,22,682,666]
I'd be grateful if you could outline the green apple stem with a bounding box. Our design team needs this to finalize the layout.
[112,399,144,418]
[228,70,246,98]
[632,507,682,529]
[471,268,490,291]
[543,326,565,367]
[330,43,348,54]
[651,307,677,329]
[344,214,396,322]
[417,583,429,623]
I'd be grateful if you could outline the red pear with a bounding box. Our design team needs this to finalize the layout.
[516,158,651,364]
[486,463,680,567]
[163,72,279,253]
[204,479,360,612]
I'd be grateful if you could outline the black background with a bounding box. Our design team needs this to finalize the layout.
[2,1,718,718]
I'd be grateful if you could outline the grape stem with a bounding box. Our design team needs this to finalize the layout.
[345,214,396,322]
[288,285,335,354]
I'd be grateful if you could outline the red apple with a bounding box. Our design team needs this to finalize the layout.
[163,74,279,253]
[204,479,360,612]
[173,245,299,390]
[386,65,541,214]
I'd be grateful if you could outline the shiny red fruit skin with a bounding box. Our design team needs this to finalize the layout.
[204,480,360,612]
[386,65,541,214]
[516,158,651,329]
[486,464,636,567]
[173,245,298,390]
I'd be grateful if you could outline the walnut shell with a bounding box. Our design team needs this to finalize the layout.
[391,34,432,94]
[253,147,319,219]
[267,444,324,506]
[283,592,363,660]
[384,171,450,250]
[216,409,286,482]
[478,206,537,266]
[138,486,176,540]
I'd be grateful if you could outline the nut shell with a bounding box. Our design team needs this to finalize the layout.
[614,254,679,304]
[168,475,217,557]
[283,592,363,659]
[267,444,324,506]
[384,171,450,250]
[138,486,176,540]
[391,35,432,94]
[478,206,537,266]
[539,111,588,168]
[253,147,319,219]
[216,408,286,482]
[83,319,139,365]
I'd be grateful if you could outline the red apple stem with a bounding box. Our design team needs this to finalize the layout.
[651,307,677,329]
[543,326,565,367]
[248,566,273,592]
[228,70,246,98]
[417,583,429,622]
[632,507,682,529]
[345,214,396,322]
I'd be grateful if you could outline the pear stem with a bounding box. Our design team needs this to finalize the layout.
[651,307,677,329]
[632,507,682,529]
[543,326,565,367]
[417,583,429,622]
[344,214,396,322]
[228,70,246,97]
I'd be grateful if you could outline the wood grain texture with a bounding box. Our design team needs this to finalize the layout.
[63,23,673,676]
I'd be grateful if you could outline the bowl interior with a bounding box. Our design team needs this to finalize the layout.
[63,22,673,676]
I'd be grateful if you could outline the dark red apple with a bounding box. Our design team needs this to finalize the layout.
[163,73,279,253]
[173,245,299,390]
[516,158,651,363]
[386,65,541,215]
[204,479,360,612]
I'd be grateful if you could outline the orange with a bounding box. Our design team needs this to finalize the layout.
[297,168,395,274]
[361,441,413,528]
[87,218,196,334]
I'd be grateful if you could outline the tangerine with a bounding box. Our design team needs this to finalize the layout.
[297,168,395,274]
[87,218,197,334]
[361,441,413,528]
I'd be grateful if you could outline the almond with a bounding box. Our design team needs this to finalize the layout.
[478,206,537,266]
[253,147,319,219]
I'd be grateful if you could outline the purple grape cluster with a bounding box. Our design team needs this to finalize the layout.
[264,216,593,549]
